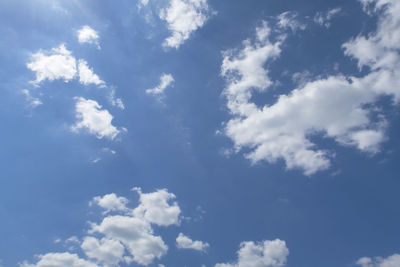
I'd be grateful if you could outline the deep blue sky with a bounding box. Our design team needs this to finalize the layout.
[1,0,399,266]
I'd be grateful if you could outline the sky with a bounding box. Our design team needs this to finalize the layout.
[0,0,400,266]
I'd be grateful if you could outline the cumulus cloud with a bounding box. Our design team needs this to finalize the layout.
[71,97,120,140]
[146,73,174,96]
[176,233,209,252]
[277,11,306,31]
[78,60,105,87]
[19,252,98,267]
[221,1,400,175]
[90,193,129,214]
[159,0,212,49]
[132,187,181,226]
[356,253,400,267]
[23,188,184,266]
[77,25,100,49]
[314,7,341,28]
[26,44,77,85]
[215,239,289,267]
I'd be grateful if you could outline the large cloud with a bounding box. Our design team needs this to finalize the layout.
[221,0,400,175]
[71,97,120,140]
[215,239,289,267]
[159,0,212,49]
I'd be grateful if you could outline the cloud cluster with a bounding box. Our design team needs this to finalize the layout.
[71,97,120,140]
[176,233,209,252]
[357,253,400,267]
[159,0,212,48]
[21,188,184,267]
[221,0,400,175]
[215,239,289,267]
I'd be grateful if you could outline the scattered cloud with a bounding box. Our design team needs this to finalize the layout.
[314,7,341,28]
[27,44,77,86]
[108,88,125,109]
[21,89,42,108]
[146,73,174,96]
[215,239,289,267]
[221,1,400,175]
[176,233,209,252]
[19,252,98,267]
[71,97,120,140]
[159,0,213,49]
[77,26,100,49]
[277,11,306,31]
[356,253,400,267]
[78,60,105,87]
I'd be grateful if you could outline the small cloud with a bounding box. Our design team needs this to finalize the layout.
[21,89,42,108]
[77,25,100,49]
[314,7,341,28]
[277,11,306,32]
[146,73,174,96]
[176,233,209,252]
[78,59,105,87]
[108,88,125,109]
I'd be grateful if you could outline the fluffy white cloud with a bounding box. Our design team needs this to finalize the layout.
[77,25,100,49]
[78,60,105,87]
[176,233,209,252]
[26,44,77,85]
[277,11,305,31]
[146,73,174,96]
[221,1,400,175]
[90,193,129,214]
[71,97,120,140]
[89,215,168,266]
[81,237,125,266]
[159,0,212,48]
[313,7,341,28]
[19,252,98,267]
[215,239,289,267]
[357,253,400,267]
[132,187,181,226]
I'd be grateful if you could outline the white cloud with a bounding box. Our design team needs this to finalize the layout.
[146,73,174,96]
[77,26,100,49]
[108,88,125,109]
[221,1,400,175]
[215,239,289,267]
[81,237,125,266]
[132,187,181,226]
[71,97,120,140]
[21,89,42,108]
[19,252,98,267]
[314,7,341,28]
[26,44,77,85]
[176,233,209,252]
[90,193,129,214]
[78,60,105,87]
[89,215,168,266]
[357,253,400,267]
[159,0,212,49]
[277,11,306,31]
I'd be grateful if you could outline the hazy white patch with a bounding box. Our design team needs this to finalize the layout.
[277,11,306,31]
[108,88,125,109]
[215,239,289,267]
[176,233,209,252]
[146,73,174,96]
[21,89,42,108]
[27,44,77,86]
[160,0,213,49]
[78,60,105,87]
[77,26,100,49]
[71,97,120,140]
[314,7,342,28]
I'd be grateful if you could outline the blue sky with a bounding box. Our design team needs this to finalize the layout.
[1,0,400,266]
